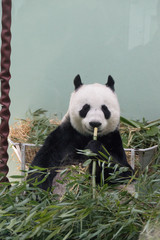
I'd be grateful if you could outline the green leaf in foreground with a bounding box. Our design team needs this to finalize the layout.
[0,160,159,240]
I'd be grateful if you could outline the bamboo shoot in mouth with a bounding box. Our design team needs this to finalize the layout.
[93,127,98,140]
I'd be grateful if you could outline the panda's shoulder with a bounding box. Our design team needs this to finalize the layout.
[45,120,82,142]
[47,120,74,139]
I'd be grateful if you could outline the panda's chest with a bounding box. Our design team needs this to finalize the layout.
[59,134,92,164]
[63,135,91,154]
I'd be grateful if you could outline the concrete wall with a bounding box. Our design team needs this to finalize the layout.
[10,0,160,122]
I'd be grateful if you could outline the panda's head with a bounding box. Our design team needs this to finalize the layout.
[64,75,120,136]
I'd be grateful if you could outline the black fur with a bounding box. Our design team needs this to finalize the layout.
[28,120,134,190]
[79,104,90,118]
[106,75,115,91]
[101,105,111,119]
[74,75,83,90]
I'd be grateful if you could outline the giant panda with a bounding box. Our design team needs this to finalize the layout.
[28,75,134,191]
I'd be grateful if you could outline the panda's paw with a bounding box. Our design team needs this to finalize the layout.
[86,140,102,154]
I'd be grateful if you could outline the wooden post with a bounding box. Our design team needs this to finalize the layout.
[0,0,12,183]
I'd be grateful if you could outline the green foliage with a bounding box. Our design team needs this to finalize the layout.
[10,108,59,145]
[7,114,160,239]
[0,162,160,240]
[24,108,59,145]
[120,117,160,149]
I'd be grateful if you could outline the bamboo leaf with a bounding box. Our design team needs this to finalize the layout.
[45,227,61,240]
[62,229,73,240]
[10,175,25,179]
[146,126,159,136]
[120,116,141,128]
[25,211,37,224]
[83,159,92,167]
[6,218,20,230]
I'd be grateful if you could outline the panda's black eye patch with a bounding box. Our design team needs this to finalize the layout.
[79,104,90,118]
[101,105,111,119]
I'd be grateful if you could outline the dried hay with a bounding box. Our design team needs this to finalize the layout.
[25,145,41,164]
[9,117,60,144]
[9,117,60,165]
[9,119,32,143]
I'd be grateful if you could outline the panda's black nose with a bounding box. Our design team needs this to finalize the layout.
[89,121,102,128]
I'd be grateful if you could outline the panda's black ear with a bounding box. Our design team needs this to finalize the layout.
[74,74,83,90]
[106,75,115,91]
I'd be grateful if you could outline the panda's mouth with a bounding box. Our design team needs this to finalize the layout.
[85,126,102,135]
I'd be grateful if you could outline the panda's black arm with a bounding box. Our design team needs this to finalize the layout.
[27,125,69,190]
[102,130,134,172]
[31,126,65,167]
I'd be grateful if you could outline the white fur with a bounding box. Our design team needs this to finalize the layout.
[62,83,120,136]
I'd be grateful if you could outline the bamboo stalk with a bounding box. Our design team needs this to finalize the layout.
[93,127,98,140]
[92,127,98,199]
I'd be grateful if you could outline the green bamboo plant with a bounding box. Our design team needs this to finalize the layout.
[120,116,160,149]
[0,159,160,240]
